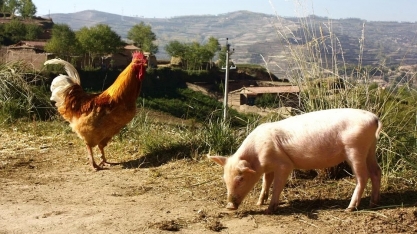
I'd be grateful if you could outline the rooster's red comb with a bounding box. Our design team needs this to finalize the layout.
[132,51,147,62]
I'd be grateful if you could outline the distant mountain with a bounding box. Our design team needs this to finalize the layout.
[45,10,417,78]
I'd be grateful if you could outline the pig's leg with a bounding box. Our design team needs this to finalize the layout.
[257,172,274,206]
[267,165,293,213]
[367,144,381,208]
[346,155,369,212]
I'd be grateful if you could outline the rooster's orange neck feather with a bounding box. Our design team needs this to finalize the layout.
[100,61,141,104]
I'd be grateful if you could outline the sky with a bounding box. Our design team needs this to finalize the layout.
[33,0,417,22]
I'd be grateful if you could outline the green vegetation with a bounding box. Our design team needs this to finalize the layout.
[0,0,36,18]
[255,93,278,109]
[0,0,39,44]
[76,24,125,67]
[0,19,43,45]
[139,88,251,128]
[44,24,80,61]
[164,37,220,70]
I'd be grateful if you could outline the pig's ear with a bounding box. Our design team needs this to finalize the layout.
[241,167,256,174]
[237,160,256,174]
[208,155,227,167]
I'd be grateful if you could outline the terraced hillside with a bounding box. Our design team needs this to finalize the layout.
[46,10,417,78]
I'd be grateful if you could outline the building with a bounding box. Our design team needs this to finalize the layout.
[229,85,300,108]
[2,41,155,70]
[4,40,52,69]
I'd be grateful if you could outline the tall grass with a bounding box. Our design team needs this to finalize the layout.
[0,61,55,123]
[120,108,251,166]
[267,3,417,179]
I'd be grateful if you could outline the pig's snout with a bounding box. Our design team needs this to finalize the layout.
[226,195,240,210]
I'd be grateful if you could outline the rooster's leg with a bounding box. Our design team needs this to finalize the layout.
[98,139,111,167]
[98,146,108,167]
[86,145,102,170]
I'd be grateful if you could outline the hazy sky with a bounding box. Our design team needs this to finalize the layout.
[33,0,417,22]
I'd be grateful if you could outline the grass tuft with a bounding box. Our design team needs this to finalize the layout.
[0,61,55,123]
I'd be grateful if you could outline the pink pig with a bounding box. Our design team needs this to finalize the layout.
[209,108,382,213]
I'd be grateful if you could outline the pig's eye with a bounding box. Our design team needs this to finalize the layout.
[234,176,243,185]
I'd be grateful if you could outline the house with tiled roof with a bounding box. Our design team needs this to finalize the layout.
[228,85,300,108]
[5,40,53,69]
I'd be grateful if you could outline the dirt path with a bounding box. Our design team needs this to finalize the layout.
[1,125,416,233]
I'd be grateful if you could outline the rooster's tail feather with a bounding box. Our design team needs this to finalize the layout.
[44,59,81,107]
[44,59,80,84]
[50,75,76,107]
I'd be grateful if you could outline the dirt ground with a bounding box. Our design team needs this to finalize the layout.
[1,123,417,234]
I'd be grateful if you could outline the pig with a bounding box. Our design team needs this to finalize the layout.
[209,108,382,213]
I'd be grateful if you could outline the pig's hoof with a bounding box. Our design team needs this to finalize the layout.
[344,207,357,212]
[264,204,279,214]
[226,202,238,210]
[264,207,278,215]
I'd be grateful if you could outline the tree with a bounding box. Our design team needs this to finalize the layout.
[0,0,4,14]
[2,0,20,16]
[165,37,220,70]
[205,37,220,55]
[3,19,26,43]
[76,24,124,66]
[165,40,187,57]
[127,22,158,54]
[18,0,36,18]
[217,45,228,68]
[186,42,215,70]
[0,19,41,45]
[45,24,80,60]
[24,23,42,40]
[201,37,220,69]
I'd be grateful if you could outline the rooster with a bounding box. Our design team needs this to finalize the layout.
[45,51,147,170]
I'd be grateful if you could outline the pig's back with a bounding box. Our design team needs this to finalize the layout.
[258,108,379,169]
[273,108,378,134]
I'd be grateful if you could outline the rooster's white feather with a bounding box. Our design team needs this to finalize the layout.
[45,59,81,107]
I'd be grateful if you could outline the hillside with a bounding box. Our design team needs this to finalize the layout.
[45,10,417,77]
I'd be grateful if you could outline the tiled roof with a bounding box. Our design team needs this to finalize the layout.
[231,86,300,95]
[124,45,140,50]
[9,40,47,50]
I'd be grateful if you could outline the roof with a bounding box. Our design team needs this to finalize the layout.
[230,86,300,95]
[8,40,47,50]
[124,44,140,50]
